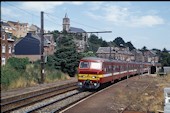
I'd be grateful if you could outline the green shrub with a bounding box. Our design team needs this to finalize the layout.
[7,57,29,70]
[1,64,20,90]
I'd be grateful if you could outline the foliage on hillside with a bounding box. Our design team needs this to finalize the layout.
[159,48,170,66]
[1,57,68,90]
[7,57,29,70]
[87,34,109,53]
[47,33,83,77]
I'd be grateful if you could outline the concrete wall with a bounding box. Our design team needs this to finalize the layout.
[164,66,170,74]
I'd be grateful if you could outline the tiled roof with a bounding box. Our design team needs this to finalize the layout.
[96,47,132,55]
[96,47,116,54]
[8,21,28,25]
[8,21,18,24]
[29,24,40,31]
[144,50,156,57]
[1,21,11,27]
[69,27,86,33]
[131,49,143,54]
[15,33,52,47]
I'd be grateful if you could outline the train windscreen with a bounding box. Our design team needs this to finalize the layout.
[79,62,89,68]
[90,62,102,70]
[79,61,102,70]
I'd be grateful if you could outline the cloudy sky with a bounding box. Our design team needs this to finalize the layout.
[1,1,170,50]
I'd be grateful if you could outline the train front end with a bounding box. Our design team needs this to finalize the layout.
[77,58,103,89]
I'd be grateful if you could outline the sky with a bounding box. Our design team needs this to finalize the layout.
[1,1,170,50]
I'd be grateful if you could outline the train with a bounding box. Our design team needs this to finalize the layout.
[77,57,161,89]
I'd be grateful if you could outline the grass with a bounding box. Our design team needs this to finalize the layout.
[1,64,71,91]
[111,74,170,112]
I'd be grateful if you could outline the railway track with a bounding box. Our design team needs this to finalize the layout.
[1,82,78,113]
[25,90,95,113]
[1,74,146,113]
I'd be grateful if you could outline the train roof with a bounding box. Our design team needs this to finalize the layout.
[80,57,161,66]
[81,57,110,62]
[81,57,138,64]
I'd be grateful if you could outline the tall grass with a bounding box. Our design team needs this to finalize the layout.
[45,66,70,83]
[1,63,70,91]
[1,64,20,90]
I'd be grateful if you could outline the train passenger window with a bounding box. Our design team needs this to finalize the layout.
[120,65,122,71]
[113,65,116,72]
[116,65,119,72]
[79,62,89,68]
[109,65,112,72]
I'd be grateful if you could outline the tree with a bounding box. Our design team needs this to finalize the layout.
[159,48,170,66]
[88,34,109,53]
[51,30,60,42]
[88,34,99,44]
[101,40,109,47]
[50,34,81,77]
[125,41,135,51]
[141,46,148,51]
[152,48,161,56]
[162,48,168,53]
[113,37,125,47]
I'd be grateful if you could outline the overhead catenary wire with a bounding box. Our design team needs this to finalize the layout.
[2,2,112,38]
[3,2,40,18]
[2,2,108,33]
[44,12,106,32]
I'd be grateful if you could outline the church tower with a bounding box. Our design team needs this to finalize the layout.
[63,13,70,32]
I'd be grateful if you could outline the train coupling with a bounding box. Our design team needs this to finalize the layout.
[78,80,100,89]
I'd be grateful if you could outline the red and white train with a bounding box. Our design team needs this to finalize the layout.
[77,57,160,89]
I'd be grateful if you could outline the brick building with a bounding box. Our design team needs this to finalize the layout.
[1,29,15,65]
[14,33,56,61]
[7,21,29,38]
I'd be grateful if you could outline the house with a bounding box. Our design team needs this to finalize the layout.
[1,28,15,65]
[28,24,41,34]
[7,21,29,38]
[43,34,56,55]
[96,46,134,61]
[143,50,159,63]
[1,21,15,34]
[131,49,144,62]
[62,13,88,52]
[14,33,56,61]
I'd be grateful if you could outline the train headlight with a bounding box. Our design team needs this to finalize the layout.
[92,76,96,78]
[78,82,83,86]
[94,83,97,86]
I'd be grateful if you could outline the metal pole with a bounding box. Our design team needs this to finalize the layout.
[109,43,111,60]
[127,60,129,87]
[40,11,44,84]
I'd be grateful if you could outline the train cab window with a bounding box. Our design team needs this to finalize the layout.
[79,62,89,68]
[90,62,102,70]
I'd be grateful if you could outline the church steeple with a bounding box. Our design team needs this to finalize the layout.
[63,13,70,32]
[65,13,68,18]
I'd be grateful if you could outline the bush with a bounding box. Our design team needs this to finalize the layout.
[25,64,41,84]
[7,57,29,70]
[1,64,20,90]
[45,66,70,82]
[1,59,70,90]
